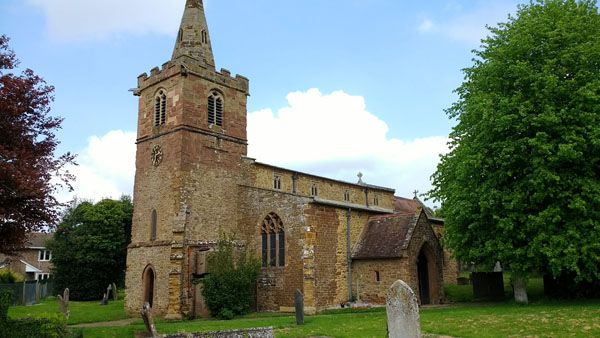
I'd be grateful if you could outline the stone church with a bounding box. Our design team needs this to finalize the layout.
[124,0,458,319]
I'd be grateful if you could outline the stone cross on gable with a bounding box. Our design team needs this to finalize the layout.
[413,190,419,198]
[357,172,364,185]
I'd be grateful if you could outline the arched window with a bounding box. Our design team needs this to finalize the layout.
[261,213,285,267]
[151,210,157,241]
[154,90,166,126]
[208,91,223,127]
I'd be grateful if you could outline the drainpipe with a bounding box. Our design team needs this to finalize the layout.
[346,208,353,302]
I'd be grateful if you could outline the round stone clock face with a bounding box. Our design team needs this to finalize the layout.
[151,145,163,167]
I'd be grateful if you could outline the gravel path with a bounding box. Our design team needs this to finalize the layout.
[69,317,138,328]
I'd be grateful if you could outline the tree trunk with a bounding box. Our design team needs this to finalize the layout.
[513,275,528,304]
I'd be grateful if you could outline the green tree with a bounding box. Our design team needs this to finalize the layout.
[47,196,132,300]
[200,234,261,319]
[428,0,600,303]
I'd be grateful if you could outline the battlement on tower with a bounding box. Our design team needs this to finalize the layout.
[136,58,249,96]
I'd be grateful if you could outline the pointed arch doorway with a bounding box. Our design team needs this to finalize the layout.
[143,265,155,308]
[416,243,440,305]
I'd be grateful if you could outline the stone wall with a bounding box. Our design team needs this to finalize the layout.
[251,163,395,211]
[236,185,310,312]
[351,258,409,304]
[124,244,172,316]
[431,224,459,285]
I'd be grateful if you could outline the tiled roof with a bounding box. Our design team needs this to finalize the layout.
[352,213,419,259]
[24,233,52,248]
[393,196,436,219]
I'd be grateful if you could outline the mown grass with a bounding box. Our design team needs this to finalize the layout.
[9,279,600,337]
[80,300,600,338]
[7,296,131,325]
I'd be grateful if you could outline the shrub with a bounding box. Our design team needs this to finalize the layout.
[0,269,25,283]
[201,234,261,320]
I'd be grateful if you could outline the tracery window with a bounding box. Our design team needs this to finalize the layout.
[261,213,285,267]
[154,90,167,126]
[208,91,223,126]
[373,194,379,206]
[311,183,318,196]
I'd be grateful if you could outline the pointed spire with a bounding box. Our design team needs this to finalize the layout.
[172,0,215,68]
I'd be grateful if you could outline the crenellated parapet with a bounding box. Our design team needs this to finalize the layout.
[136,59,249,97]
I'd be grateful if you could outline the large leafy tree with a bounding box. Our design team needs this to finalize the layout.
[0,35,75,254]
[428,0,600,303]
[47,197,133,301]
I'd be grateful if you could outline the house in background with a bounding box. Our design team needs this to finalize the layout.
[0,233,53,281]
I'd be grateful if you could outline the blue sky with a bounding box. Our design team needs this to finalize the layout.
[0,0,521,206]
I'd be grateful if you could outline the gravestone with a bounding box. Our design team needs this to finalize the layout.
[294,289,304,325]
[57,288,70,319]
[141,302,159,337]
[111,282,118,301]
[101,292,109,306]
[386,279,420,338]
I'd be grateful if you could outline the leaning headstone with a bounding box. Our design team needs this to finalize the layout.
[294,289,304,325]
[101,292,109,306]
[111,282,118,301]
[57,288,70,319]
[141,302,159,338]
[386,279,420,338]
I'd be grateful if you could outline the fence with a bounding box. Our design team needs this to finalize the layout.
[0,280,55,306]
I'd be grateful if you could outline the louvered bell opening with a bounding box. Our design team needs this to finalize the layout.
[215,98,223,126]
[208,96,215,124]
[160,96,166,125]
[154,97,161,126]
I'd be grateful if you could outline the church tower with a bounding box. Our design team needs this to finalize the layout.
[124,0,250,319]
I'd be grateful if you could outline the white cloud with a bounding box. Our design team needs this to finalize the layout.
[418,19,437,34]
[419,1,518,45]
[55,130,136,203]
[248,89,449,203]
[55,91,448,207]
[27,0,186,42]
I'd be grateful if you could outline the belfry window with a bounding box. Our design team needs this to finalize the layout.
[208,91,223,126]
[154,90,166,126]
[373,195,379,206]
[201,30,208,44]
[344,191,350,202]
[261,213,285,267]
[311,183,318,196]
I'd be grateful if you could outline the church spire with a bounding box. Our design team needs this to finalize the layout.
[172,0,215,68]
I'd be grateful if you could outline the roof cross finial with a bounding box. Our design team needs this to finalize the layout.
[413,190,419,198]
[357,172,364,185]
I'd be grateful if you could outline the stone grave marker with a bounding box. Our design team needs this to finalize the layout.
[386,279,420,338]
[57,288,70,319]
[294,289,304,325]
[111,282,118,301]
[141,302,159,337]
[101,291,109,306]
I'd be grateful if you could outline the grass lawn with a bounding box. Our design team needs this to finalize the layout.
[79,299,600,338]
[8,296,131,325]
[8,279,600,337]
